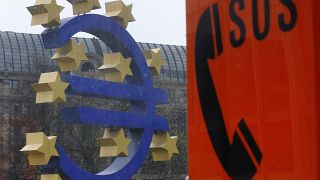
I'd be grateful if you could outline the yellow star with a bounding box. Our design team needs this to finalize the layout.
[98,53,133,82]
[150,132,179,161]
[20,132,59,166]
[51,39,88,72]
[67,0,101,15]
[105,0,135,28]
[41,174,61,180]
[97,128,131,157]
[27,0,64,27]
[143,48,164,76]
[32,72,69,104]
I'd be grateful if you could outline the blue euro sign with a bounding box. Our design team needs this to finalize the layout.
[41,14,169,179]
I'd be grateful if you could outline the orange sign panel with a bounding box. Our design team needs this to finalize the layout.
[187,0,320,179]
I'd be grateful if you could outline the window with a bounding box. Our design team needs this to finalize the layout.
[0,79,18,96]
[0,79,4,96]
[9,80,19,90]
[14,104,22,116]
[81,62,95,72]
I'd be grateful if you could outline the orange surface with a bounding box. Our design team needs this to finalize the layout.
[187,0,320,179]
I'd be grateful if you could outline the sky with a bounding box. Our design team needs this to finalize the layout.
[0,0,186,45]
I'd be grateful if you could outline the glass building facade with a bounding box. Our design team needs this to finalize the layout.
[0,31,186,83]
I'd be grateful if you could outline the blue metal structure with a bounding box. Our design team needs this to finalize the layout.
[41,14,169,179]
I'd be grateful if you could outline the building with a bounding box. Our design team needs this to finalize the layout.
[0,31,187,179]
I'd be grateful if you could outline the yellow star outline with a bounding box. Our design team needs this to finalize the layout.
[20,132,59,166]
[51,39,88,72]
[150,132,179,161]
[67,0,101,15]
[97,128,131,157]
[143,48,164,76]
[27,0,64,27]
[98,52,133,82]
[32,72,69,104]
[105,0,135,28]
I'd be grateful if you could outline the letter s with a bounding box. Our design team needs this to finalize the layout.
[279,0,297,32]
